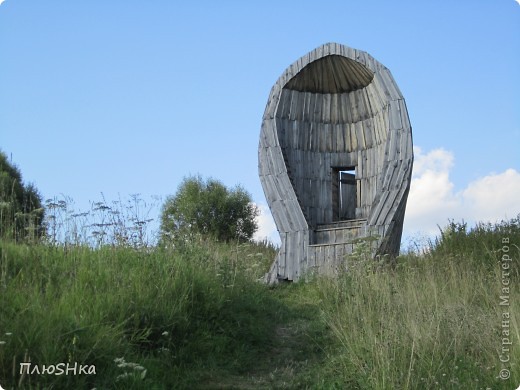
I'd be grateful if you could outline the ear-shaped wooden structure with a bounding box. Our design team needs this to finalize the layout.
[259,43,413,283]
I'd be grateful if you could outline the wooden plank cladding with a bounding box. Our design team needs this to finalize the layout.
[259,43,413,283]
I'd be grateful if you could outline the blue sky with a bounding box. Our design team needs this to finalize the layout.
[1,1,519,245]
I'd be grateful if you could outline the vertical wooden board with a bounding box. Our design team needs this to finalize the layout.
[373,114,383,145]
[365,148,375,178]
[276,118,285,147]
[330,93,339,124]
[394,129,405,160]
[388,100,403,130]
[388,130,400,162]
[298,231,307,278]
[405,135,413,161]
[286,120,295,149]
[380,68,403,100]
[354,49,367,67]
[316,123,324,153]
[289,91,300,122]
[263,174,280,203]
[363,119,374,148]
[299,120,308,151]
[398,99,411,131]
[350,122,358,151]
[355,121,365,150]
[363,178,371,207]
[343,123,351,152]
[339,93,348,123]
[394,159,411,191]
[281,89,292,119]
[307,93,316,124]
[285,233,295,279]
[288,90,298,121]
[356,89,368,120]
[367,81,387,112]
[373,73,392,100]
[267,147,281,175]
[302,92,312,122]
[383,161,398,191]
[360,121,369,149]
[307,122,314,151]
[291,198,307,228]
[264,120,280,148]
[273,90,284,119]
[343,93,353,123]
[376,109,387,143]
[336,244,345,271]
[325,123,333,151]
[264,92,280,120]
[368,190,389,226]
[349,92,359,123]
[364,85,379,115]
[277,237,286,275]
[307,246,315,268]
[321,94,331,123]
[377,143,387,174]
[313,95,323,124]
[271,200,290,233]
[334,124,344,153]
[379,189,400,226]
[343,45,356,60]
[381,129,392,162]
[370,176,378,202]
[316,246,324,269]
[291,121,299,152]
[283,201,297,231]
[361,84,374,117]
[377,70,398,101]
[356,179,362,211]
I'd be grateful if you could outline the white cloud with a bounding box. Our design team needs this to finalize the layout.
[516,0,520,6]
[0,0,6,6]
[461,168,520,222]
[253,203,280,244]
[404,147,520,237]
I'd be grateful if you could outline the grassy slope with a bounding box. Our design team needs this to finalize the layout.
[0,219,519,389]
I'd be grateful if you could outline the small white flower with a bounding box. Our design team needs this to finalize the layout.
[162,331,169,336]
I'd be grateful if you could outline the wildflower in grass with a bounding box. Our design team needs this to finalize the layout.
[114,357,147,380]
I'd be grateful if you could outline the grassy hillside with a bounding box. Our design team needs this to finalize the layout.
[0,218,519,389]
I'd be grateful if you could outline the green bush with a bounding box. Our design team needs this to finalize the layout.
[160,175,259,244]
[0,151,45,242]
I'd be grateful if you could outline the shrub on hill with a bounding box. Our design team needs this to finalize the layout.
[0,150,44,241]
[160,175,259,244]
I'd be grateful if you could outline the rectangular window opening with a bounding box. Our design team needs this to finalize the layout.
[332,166,357,221]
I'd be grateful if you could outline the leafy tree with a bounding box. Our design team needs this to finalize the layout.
[160,175,259,243]
[0,151,45,241]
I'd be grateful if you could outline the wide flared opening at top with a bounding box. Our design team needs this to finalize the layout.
[284,55,374,94]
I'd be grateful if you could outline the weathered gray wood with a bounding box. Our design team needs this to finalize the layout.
[259,42,413,283]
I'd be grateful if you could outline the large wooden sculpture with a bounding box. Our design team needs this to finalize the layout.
[259,43,413,283]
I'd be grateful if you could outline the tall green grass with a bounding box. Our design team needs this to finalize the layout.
[0,217,519,389]
[314,217,520,389]
[0,240,291,389]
